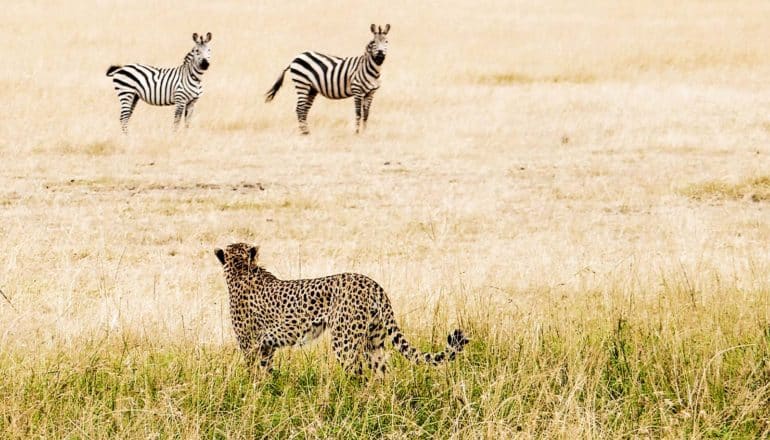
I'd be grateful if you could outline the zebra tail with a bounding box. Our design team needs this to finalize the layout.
[386,310,469,365]
[265,66,289,102]
[106,65,122,77]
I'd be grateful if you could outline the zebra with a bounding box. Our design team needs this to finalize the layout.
[106,32,212,133]
[265,24,390,135]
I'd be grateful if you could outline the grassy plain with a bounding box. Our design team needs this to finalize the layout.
[1,0,769,437]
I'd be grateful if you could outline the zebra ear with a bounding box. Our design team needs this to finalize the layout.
[193,33,199,43]
[204,32,212,43]
[370,24,377,34]
[383,24,390,35]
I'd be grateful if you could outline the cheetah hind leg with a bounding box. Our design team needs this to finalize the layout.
[331,325,365,376]
[365,323,390,377]
[365,344,389,377]
[258,343,276,373]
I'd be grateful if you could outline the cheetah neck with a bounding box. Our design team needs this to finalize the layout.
[225,266,277,295]
[252,266,277,281]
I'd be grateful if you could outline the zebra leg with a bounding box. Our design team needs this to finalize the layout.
[184,98,198,128]
[295,88,317,135]
[362,93,375,132]
[118,93,138,134]
[354,95,363,134]
[234,328,259,369]
[173,101,186,129]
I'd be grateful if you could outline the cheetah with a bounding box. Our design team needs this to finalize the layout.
[214,243,469,375]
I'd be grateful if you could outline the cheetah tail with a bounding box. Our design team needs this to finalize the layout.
[389,324,469,365]
[106,65,122,77]
[265,66,290,103]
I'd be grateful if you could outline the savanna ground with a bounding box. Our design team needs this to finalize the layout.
[1,0,769,438]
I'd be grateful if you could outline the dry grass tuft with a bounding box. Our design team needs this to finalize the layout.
[682,176,770,202]
[476,72,598,85]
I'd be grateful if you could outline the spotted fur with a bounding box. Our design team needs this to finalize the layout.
[215,243,469,375]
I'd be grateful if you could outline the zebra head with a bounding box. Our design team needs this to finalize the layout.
[191,32,213,71]
[368,24,390,66]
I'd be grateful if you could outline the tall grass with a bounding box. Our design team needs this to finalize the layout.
[2,281,768,438]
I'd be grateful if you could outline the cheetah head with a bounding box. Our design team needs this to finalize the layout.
[215,242,259,272]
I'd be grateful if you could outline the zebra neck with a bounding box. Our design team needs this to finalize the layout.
[183,51,195,67]
[188,64,204,81]
[182,52,204,81]
[362,54,382,78]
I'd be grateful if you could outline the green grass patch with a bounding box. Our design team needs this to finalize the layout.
[1,313,768,438]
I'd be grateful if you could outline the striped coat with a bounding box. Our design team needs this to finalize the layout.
[106,32,212,133]
[266,24,390,134]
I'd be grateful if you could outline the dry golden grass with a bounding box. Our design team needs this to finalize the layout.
[682,176,770,202]
[1,0,769,437]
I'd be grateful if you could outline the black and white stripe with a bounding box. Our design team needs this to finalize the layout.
[265,24,390,134]
[106,32,212,133]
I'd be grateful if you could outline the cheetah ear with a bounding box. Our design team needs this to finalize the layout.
[193,33,200,43]
[248,246,258,264]
[215,248,225,265]
[383,24,390,35]
[204,32,212,43]
[370,24,377,34]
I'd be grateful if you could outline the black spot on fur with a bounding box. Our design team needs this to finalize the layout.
[447,329,469,352]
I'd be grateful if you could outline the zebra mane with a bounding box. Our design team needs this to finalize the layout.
[183,49,195,66]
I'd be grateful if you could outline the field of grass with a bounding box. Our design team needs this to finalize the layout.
[1,0,769,437]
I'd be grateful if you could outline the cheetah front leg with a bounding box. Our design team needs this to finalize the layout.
[236,333,259,369]
[237,331,276,373]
